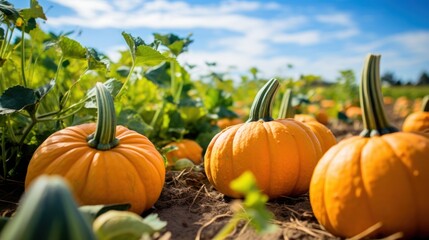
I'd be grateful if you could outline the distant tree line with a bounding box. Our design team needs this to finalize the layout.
[381,71,429,86]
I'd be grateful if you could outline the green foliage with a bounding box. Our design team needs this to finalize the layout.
[214,171,278,239]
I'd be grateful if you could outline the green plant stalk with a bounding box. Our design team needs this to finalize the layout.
[20,26,27,87]
[0,25,13,58]
[54,55,64,83]
[18,109,37,146]
[116,62,136,98]
[359,54,398,137]
[6,116,17,143]
[1,126,7,180]
[278,88,294,119]
[171,60,183,104]
[37,103,85,122]
[150,101,165,129]
[247,78,279,122]
[87,82,119,150]
[60,69,89,110]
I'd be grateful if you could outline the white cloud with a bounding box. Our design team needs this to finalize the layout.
[315,13,354,27]
[46,0,428,82]
[271,30,321,45]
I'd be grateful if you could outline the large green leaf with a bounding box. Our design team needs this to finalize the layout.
[0,80,54,115]
[144,62,171,87]
[117,109,153,136]
[153,33,193,56]
[0,85,35,115]
[122,31,146,60]
[86,48,107,71]
[19,0,47,21]
[135,45,168,66]
[58,36,87,59]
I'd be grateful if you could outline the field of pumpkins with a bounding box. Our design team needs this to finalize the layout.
[1,1,429,239]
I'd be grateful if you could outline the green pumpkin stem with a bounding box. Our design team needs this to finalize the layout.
[247,78,279,122]
[87,82,120,150]
[421,95,429,112]
[278,88,295,119]
[360,54,398,137]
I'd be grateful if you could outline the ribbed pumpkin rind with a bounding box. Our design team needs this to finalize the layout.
[25,123,165,214]
[205,119,322,198]
[310,132,429,238]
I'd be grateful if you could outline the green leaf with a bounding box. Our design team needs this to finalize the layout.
[141,214,167,233]
[19,0,47,21]
[34,79,55,100]
[135,45,168,66]
[79,203,131,223]
[153,33,193,56]
[230,171,278,234]
[122,31,161,61]
[216,106,239,119]
[230,171,259,194]
[0,0,19,23]
[0,85,35,115]
[86,48,107,71]
[85,79,123,108]
[117,109,153,136]
[144,62,171,87]
[179,98,204,122]
[168,110,185,130]
[116,66,130,77]
[58,36,87,59]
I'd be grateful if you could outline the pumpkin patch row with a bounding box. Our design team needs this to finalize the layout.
[17,54,429,239]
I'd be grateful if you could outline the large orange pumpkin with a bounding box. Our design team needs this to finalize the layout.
[205,79,323,198]
[25,83,165,214]
[278,89,336,154]
[164,139,203,166]
[402,95,429,134]
[310,54,429,238]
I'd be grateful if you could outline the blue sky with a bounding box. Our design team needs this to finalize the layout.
[14,0,429,83]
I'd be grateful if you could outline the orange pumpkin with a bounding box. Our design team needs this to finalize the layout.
[216,117,244,130]
[205,79,323,198]
[402,95,429,134]
[393,96,411,117]
[279,89,336,154]
[294,114,317,123]
[345,106,362,120]
[310,54,429,238]
[315,111,329,125]
[164,139,203,166]
[25,83,165,214]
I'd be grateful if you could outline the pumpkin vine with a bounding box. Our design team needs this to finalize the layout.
[359,54,398,137]
[87,82,120,150]
[247,78,279,122]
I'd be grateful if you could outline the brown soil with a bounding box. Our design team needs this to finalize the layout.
[0,105,406,239]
